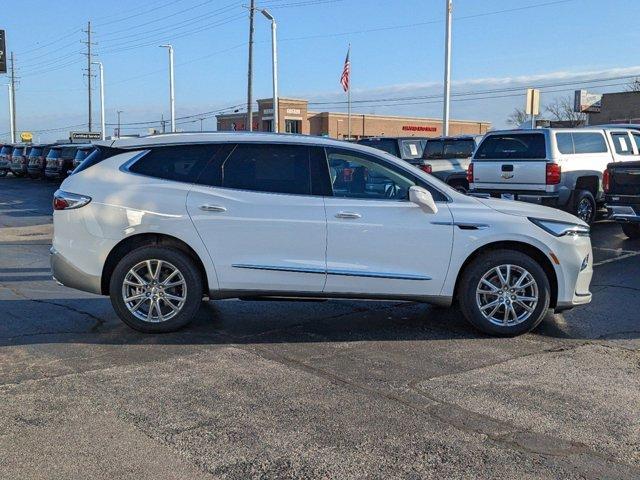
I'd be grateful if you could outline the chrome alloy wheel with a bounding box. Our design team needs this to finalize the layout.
[475,264,539,327]
[122,259,187,323]
[576,197,594,223]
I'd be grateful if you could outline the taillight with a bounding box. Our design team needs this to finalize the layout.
[420,163,432,174]
[546,163,561,185]
[53,190,91,211]
[603,168,611,193]
[466,163,474,184]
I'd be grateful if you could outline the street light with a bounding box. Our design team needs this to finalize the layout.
[159,44,176,132]
[117,110,124,138]
[91,61,106,140]
[442,0,452,137]
[260,9,279,133]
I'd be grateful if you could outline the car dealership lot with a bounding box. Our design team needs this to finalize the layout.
[0,177,639,479]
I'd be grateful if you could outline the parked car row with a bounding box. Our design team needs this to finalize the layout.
[0,142,94,180]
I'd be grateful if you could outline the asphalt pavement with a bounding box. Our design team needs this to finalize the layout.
[0,176,639,479]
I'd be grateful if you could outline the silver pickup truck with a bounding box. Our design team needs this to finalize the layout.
[468,128,640,224]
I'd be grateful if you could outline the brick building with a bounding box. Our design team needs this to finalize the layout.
[216,97,491,139]
[588,91,640,125]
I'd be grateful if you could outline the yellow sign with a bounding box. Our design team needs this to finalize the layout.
[20,132,33,142]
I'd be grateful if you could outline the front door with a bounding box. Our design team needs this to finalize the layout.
[322,147,454,298]
[187,143,328,294]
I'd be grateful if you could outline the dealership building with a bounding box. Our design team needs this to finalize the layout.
[216,97,491,139]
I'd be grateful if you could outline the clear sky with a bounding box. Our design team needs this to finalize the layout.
[2,0,640,141]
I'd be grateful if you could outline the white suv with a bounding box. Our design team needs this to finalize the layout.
[51,133,593,336]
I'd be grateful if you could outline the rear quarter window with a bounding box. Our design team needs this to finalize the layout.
[475,133,546,160]
[128,144,221,183]
[555,132,608,154]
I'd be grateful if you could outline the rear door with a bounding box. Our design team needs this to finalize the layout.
[471,132,548,191]
[187,142,328,294]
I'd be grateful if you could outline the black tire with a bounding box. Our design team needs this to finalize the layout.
[0,169,7,177]
[109,246,203,333]
[458,249,551,336]
[622,223,640,239]
[572,189,596,224]
[11,171,24,178]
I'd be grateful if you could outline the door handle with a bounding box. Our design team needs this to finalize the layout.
[199,204,227,212]
[335,211,361,219]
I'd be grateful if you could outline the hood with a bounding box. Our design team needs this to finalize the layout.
[475,197,587,226]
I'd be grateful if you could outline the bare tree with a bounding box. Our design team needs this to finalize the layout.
[545,96,586,127]
[507,107,528,127]
[627,78,640,92]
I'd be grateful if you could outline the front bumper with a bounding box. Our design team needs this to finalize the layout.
[10,162,27,174]
[0,159,9,170]
[553,234,593,311]
[50,246,102,295]
[45,168,63,179]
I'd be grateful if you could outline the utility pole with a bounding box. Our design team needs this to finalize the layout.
[442,0,452,137]
[199,117,204,131]
[9,52,16,142]
[246,0,256,131]
[83,21,96,132]
[161,114,166,133]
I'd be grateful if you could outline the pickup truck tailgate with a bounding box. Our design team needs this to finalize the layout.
[472,160,548,190]
[609,161,640,196]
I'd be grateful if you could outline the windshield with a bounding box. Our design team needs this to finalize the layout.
[74,148,91,161]
[47,148,61,159]
[12,147,24,156]
[357,138,400,157]
[423,139,475,159]
[0,146,11,155]
[28,147,43,157]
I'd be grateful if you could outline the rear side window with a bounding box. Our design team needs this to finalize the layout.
[357,138,400,157]
[219,143,313,195]
[399,140,424,159]
[129,144,220,183]
[475,134,546,160]
[555,132,608,154]
[610,133,634,155]
[423,140,444,159]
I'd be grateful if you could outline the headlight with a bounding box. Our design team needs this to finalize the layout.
[528,217,590,237]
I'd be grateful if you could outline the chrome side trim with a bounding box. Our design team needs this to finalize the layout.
[327,268,431,281]
[231,264,431,281]
[232,264,325,274]
[431,221,489,230]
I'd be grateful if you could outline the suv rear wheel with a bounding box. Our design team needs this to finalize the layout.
[458,250,551,336]
[109,246,203,333]
[622,223,640,239]
[573,190,596,224]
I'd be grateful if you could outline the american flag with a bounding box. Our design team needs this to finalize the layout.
[340,47,350,92]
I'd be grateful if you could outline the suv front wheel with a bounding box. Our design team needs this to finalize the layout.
[458,250,551,336]
[109,246,203,333]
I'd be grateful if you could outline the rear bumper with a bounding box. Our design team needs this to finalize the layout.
[606,204,640,223]
[50,246,102,295]
[469,188,571,208]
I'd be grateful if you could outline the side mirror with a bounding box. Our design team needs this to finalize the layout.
[409,186,438,214]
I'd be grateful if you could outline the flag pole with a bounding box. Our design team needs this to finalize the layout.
[347,43,351,140]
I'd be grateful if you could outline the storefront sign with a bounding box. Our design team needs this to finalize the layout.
[0,30,6,74]
[574,89,602,113]
[286,108,301,115]
[402,125,437,132]
[20,132,33,142]
[70,131,102,141]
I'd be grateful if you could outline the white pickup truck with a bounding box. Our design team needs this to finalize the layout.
[468,127,640,223]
